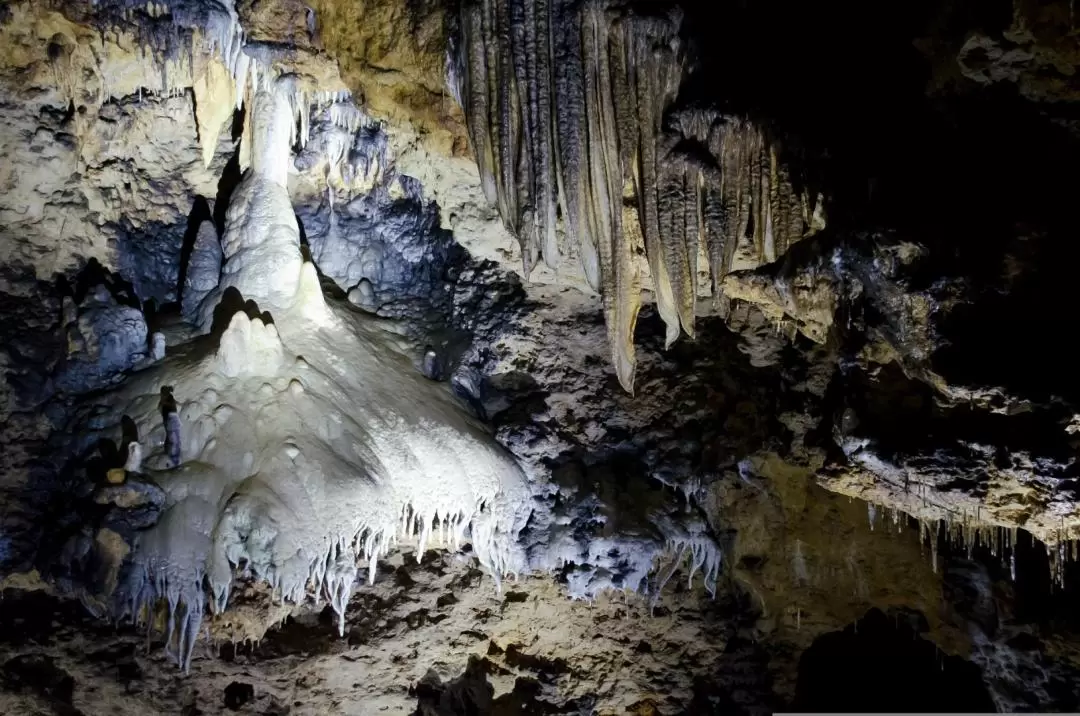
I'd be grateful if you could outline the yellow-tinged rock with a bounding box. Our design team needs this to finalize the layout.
[106,467,126,485]
[192,51,235,169]
[94,528,131,597]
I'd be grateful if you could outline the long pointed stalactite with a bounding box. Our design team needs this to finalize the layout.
[453,0,826,392]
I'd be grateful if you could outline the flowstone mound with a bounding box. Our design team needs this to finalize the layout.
[70,74,534,671]
[89,268,534,671]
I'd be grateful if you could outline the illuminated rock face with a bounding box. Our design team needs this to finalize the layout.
[100,292,534,670]
[0,11,724,677]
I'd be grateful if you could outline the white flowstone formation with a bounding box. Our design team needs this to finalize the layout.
[90,66,534,672]
[110,275,535,670]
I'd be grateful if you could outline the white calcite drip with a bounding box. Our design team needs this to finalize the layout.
[106,288,534,670]
[321,104,385,200]
[201,2,245,76]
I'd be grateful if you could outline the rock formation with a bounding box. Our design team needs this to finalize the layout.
[1,0,1079,713]
[451,0,825,390]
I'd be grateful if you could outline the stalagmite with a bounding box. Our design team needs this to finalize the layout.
[124,442,144,473]
[182,219,223,323]
[452,0,826,391]
[151,331,167,361]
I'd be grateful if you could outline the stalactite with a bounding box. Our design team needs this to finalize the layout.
[552,0,594,285]
[453,0,826,392]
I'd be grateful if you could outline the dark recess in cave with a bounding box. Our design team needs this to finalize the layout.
[792,607,996,713]
[175,194,214,312]
[212,146,244,237]
[970,528,1080,635]
[681,0,1080,390]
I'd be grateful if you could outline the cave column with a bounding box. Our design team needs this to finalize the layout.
[198,76,304,329]
[249,79,296,186]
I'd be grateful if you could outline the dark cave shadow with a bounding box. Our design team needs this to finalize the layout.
[929,226,1080,404]
[175,195,213,309]
[964,528,1080,638]
[119,414,139,460]
[839,360,1078,463]
[212,145,244,238]
[790,607,996,713]
[296,212,309,248]
[62,258,140,310]
[297,216,348,301]
[677,0,1080,269]
[675,0,1026,229]
[207,286,274,341]
[82,437,120,485]
[411,654,591,716]
[207,107,246,241]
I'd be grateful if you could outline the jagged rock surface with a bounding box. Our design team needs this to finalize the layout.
[55,281,148,393]
[305,0,469,157]
[0,2,232,297]
[0,551,759,715]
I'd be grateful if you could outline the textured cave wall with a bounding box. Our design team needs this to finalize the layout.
[305,0,469,157]
[0,0,726,631]
[290,107,468,327]
[570,0,1080,549]
[922,0,1080,113]
[0,3,234,298]
[712,229,1080,549]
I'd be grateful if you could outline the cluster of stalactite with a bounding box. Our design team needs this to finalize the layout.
[452,0,825,392]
